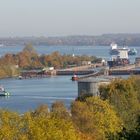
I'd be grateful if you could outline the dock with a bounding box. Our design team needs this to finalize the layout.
[109,63,140,75]
[20,63,104,78]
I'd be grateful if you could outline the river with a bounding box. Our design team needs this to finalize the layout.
[0,45,139,113]
[0,76,77,113]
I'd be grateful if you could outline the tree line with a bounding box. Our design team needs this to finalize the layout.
[0,44,101,78]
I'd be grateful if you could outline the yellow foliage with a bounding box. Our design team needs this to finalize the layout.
[71,97,123,140]
[0,109,80,140]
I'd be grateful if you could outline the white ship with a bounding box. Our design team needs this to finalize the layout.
[109,43,137,56]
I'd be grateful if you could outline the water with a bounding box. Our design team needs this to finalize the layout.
[0,45,139,113]
[0,45,111,59]
[0,76,77,113]
[1,45,140,61]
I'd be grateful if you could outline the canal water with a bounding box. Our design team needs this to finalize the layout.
[0,45,139,113]
[0,76,77,113]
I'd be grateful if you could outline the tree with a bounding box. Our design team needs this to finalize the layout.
[22,111,80,140]
[0,110,22,140]
[31,104,49,117]
[51,101,70,120]
[71,97,123,140]
[23,43,37,54]
[99,77,140,132]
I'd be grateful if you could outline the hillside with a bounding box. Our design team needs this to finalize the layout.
[1,34,140,46]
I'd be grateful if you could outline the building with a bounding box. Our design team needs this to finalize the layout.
[78,77,111,96]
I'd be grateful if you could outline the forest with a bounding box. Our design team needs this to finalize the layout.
[0,76,140,139]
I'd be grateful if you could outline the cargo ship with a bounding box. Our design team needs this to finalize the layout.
[108,48,129,68]
[109,43,137,56]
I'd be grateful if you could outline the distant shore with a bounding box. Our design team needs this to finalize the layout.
[1,33,140,46]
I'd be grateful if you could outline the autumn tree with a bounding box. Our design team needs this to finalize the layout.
[99,77,140,139]
[0,110,22,140]
[51,101,70,120]
[71,97,123,140]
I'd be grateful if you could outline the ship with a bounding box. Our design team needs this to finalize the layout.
[109,43,137,56]
[108,48,129,68]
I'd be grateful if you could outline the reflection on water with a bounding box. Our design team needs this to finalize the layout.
[0,95,10,99]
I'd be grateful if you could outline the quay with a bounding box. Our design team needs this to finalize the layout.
[20,63,104,78]
[109,63,140,75]
[56,69,95,75]
[20,62,140,78]
[109,69,140,75]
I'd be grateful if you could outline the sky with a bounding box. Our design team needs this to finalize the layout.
[0,0,140,37]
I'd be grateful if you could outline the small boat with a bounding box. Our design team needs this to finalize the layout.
[0,91,10,96]
[0,86,11,96]
[71,74,78,81]
[18,75,23,80]
[128,48,137,55]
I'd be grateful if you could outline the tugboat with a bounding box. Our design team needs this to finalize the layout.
[71,74,78,81]
[0,86,10,96]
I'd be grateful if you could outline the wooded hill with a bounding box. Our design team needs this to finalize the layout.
[1,34,140,46]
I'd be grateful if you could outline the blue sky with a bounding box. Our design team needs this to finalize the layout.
[0,0,140,37]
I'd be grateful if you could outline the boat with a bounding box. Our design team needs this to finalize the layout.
[0,86,10,96]
[0,91,10,96]
[128,48,137,55]
[71,74,78,81]
[18,75,23,80]
[108,48,130,67]
[109,43,137,56]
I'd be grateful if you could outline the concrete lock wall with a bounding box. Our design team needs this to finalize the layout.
[78,82,99,96]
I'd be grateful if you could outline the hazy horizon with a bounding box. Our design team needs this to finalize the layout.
[0,0,140,37]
